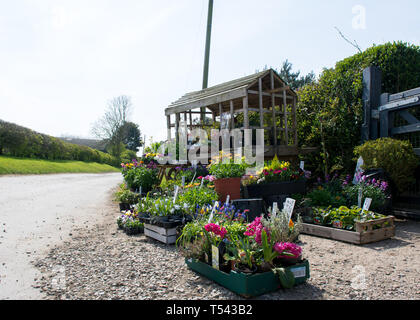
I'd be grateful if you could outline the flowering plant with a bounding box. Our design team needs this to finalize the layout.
[255,156,304,184]
[273,242,302,259]
[207,151,247,179]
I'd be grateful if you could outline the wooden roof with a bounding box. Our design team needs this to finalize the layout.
[165,69,296,116]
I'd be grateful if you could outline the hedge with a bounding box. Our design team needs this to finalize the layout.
[0,119,119,166]
[297,42,420,177]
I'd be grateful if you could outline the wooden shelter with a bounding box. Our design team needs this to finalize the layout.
[164,68,303,161]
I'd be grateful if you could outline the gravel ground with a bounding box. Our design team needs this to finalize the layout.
[33,196,420,300]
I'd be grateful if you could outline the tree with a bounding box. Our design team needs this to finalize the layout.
[278,60,315,90]
[120,121,143,152]
[91,95,133,159]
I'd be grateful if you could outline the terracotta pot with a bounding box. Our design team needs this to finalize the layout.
[214,177,241,203]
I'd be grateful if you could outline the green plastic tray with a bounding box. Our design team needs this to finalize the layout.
[185,258,310,298]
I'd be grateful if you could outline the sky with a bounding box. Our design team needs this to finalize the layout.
[1,0,419,144]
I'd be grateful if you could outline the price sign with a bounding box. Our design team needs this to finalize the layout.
[272,202,278,217]
[208,201,219,223]
[173,186,179,204]
[211,245,219,270]
[300,161,305,171]
[363,198,372,212]
[283,198,296,221]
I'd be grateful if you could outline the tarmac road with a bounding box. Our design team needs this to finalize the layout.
[0,173,122,300]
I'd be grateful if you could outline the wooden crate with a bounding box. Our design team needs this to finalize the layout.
[301,216,395,245]
[144,224,177,245]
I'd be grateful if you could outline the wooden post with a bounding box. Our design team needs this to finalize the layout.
[167,115,172,140]
[283,88,289,145]
[293,96,297,146]
[219,103,223,123]
[243,95,249,129]
[230,100,234,130]
[258,78,264,128]
[189,111,193,131]
[270,71,277,147]
[212,110,216,124]
[175,113,180,146]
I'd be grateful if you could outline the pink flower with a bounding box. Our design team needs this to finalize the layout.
[204,223,227,239]
[274,242,302,259]
[244,217,269,244]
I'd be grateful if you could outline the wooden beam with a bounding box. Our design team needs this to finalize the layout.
[283,88,288,145]
[165,87,247,116]
[248,90,294,100]
[189,111,193,131]
[230,100,234,130]
[243,95,249,129]
[266,86,290,94]
[167,115,172,140]
[259,78,264,128]
[271,70,277,147]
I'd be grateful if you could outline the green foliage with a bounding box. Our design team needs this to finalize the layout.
[0,119,119,166]
[208,152,247,179]
[176,187,218,209]
[0,156,119,175]
[312,206,387,231]
[343,184,386,212]
[120,148,138,164]
[354,138,418,193]
[123,166,159,193]
[297,42,420,177]
[114,184,140,204]
[305,187,346,208]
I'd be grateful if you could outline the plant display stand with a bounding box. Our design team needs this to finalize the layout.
[302,216,395,245]
[144,224,178,245]
[185,258,310,298]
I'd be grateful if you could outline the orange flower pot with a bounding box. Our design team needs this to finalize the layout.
[214,177,241,203]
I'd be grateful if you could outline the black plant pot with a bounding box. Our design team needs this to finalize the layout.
[124,225,144,236]
[232,199,266,222]
[119,203,131,212]
[245,180,306,198]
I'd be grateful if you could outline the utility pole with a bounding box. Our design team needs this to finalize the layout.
[201,0,214,123]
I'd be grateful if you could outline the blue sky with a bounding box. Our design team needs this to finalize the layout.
[1,0,419,143]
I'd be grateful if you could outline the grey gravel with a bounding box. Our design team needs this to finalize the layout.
[33,200,420,300]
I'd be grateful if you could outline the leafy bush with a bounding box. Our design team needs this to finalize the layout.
[354,138,418,193]
[176,187,218,209]
[305,187,346,208]
[208,151,247,179]
[123,166,159,193]
[297,42,420,177]
[0,119,119,166]
[114,184,140,204]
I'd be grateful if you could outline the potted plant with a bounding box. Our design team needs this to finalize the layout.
[244,156,306,200]
[115,184,140,211]
[207,152,247,202]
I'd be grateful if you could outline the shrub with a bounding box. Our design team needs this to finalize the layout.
[297,42,420,177]
[177,187,218,209]
[123,166,159,193]
[354,138,418,193]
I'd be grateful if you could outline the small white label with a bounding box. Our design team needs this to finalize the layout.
[291,266,306,278]
[272,202,278,217]
[283,198,296,221]
[181,176,185,188]
[173,186,179,204]
[139,186,142,195]
[363,198,372,212]
[200,178,204,189]
[300,161,305,170]
[208,201,219,223]
[225,195,230,205]
[211,245,219,270]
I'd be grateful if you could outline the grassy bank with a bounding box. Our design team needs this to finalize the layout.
[0,156,120,175]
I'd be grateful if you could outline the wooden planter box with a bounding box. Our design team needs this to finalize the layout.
[144,223,178,245]
[185,258,310,298]
[301,216,395,245]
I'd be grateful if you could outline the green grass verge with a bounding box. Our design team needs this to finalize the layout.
[0,156,121,175]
